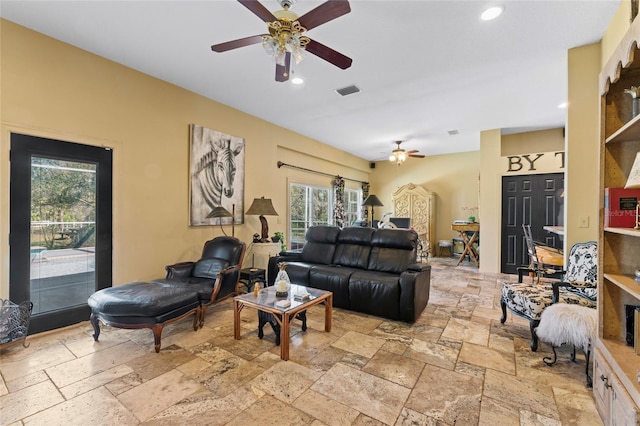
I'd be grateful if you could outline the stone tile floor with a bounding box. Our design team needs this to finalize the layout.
[0,257,601,425]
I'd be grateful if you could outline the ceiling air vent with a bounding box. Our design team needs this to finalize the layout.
[336,85,360,96]
[448,129,459,135]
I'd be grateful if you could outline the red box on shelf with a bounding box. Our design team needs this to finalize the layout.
[604,187,640,227]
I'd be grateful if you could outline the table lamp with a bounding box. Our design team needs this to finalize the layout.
[362,194,384,227]
[246,196,278,242]
[206,204,235,237]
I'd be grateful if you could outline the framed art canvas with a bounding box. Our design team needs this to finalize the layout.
[189,124,245,226]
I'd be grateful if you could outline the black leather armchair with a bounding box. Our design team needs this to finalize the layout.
[153,236,246,326]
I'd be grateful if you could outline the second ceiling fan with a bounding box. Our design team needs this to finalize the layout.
[389,141,425,165]
[211,0,352,82]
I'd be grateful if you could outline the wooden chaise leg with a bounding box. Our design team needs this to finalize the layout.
[152,324,163,353]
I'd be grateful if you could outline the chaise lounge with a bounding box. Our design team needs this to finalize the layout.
[88,236,245,352]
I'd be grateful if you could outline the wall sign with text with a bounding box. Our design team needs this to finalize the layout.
[504,151,565,174]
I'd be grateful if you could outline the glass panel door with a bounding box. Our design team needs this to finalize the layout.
[10,133,112,334]
[30,157,97,315]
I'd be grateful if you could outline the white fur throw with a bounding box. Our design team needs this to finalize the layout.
[535,303,597,353]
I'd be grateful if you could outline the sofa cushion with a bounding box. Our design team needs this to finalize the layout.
[333,227,375,269]
[349,271,400,319]
[281,262,312,286]
[368,229,418,273]
[301,226,340,265]
[309,265,354,308]
[193,257,229,279]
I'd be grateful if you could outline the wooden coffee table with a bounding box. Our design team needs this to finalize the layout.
[233,283,332,361]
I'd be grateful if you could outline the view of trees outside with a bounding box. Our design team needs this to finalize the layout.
[289,183,362,250]
[344,189,361,226]
[31,157,97,250]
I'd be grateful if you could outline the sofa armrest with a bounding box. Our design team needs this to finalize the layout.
[399,264,431,322]
[407,263,431,272]
[277,250,303,258]
[165,261,195,279]
[267,252,303,286]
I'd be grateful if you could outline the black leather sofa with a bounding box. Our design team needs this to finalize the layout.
[268,226,431,323]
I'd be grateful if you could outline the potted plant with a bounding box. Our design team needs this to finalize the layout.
[272,231,287,252]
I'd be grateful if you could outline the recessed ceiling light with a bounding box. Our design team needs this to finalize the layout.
[481,6,504,21]
[291,77,304,85]
[557,102,568,109]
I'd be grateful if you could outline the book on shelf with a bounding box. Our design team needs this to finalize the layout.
[604,187,640,228]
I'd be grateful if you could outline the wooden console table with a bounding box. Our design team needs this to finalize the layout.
[451,223,480,267]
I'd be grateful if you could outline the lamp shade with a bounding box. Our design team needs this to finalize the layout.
[625,152,640,189]
[362,194,384,207]
[246,197,279,216]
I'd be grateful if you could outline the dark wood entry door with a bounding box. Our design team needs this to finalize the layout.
[501,173,564,274]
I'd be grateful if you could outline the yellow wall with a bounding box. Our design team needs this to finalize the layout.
[566,43,601,249]
[0,20,370,297]
[501,128,564,156]
[368,151,480,250]
[601,0,632,66]
[478,129,502,272]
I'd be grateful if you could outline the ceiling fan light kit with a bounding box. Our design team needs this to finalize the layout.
[389,141,425,166]
[211,0,352,82]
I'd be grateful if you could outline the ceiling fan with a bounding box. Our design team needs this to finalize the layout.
[211,0,352,82]
[389,141,425,165]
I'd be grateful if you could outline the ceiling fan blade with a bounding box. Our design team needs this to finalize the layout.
[275,52,291,82]
[305,39,352,69]
[406,150,419,154]
[408,154,425,158]
[298,0,351,31]
[211,35,264,52]
[237,0,276,22]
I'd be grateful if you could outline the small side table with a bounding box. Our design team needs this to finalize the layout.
[238,268,266,294]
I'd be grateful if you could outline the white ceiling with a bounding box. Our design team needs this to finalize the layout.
[0,0,620,161]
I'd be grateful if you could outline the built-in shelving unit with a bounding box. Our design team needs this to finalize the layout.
[596,15,640,425]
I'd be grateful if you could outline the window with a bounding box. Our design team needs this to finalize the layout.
[344,188,362,227]
[288,183,363,249]
[289,183,332,250]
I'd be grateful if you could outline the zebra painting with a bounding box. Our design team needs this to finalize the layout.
[189,125,245,226]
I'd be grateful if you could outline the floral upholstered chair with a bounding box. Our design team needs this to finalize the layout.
[500,241,597,351]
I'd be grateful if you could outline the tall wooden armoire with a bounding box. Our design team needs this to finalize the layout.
[392,183,436,254]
